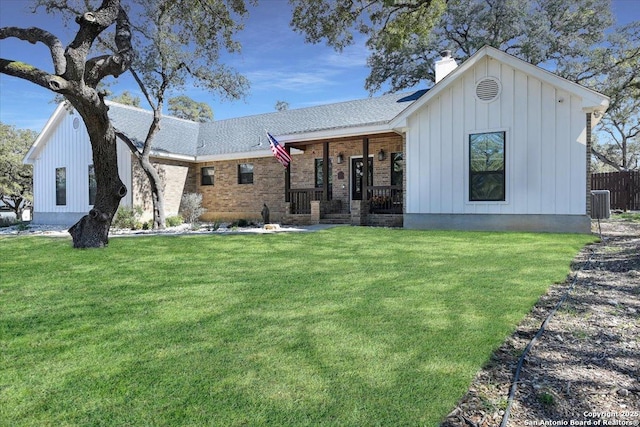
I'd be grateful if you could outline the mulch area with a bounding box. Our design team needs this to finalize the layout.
[442,218,640,427]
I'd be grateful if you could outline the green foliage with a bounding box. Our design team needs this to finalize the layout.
[0,216,15,227]
[110,90,141,107]
[122,0,251,102]
[615,212,640,222]
[167,96,214,122]
[538,391,555,407]
[0,122,36,216]
[274,100,289,111]
[111,205,144,230]
[291,0,612,92]
[582,22,640,171]
[291,0,638,172]
[290,0,446,53]
[207,220,221,231]
[0,228,594,426]
[229,218,253,228]
[166,215,184,227]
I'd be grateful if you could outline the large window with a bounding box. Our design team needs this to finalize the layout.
[314,158,332,188]
[201,166,215,186]
[55,167,66,206]
[238,163,254,184]
[88,165,97,205]
[469,131,505,201]
[391,152,403,186]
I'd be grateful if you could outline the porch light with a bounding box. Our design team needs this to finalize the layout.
[337,153,344,164]
[378,149,386,161]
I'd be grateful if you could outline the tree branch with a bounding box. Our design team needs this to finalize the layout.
[114,129,142,159]
[84,6,133,87]
[592,147,623,171]
[0,26,66,74]
[0,58,70,92]
[63,0,123,82]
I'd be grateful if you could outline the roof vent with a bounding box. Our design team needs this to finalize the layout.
[475,77,501,102]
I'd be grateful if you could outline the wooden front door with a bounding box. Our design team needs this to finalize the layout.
[351,157,373,200]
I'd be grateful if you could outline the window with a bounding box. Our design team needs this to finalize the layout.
[391,152,403,186]
[238,163,254,184]
[88,165,97,205]
[201,166,215,186]
[314,158,333,188]
[469,131,505,201]
[55,167,66,206]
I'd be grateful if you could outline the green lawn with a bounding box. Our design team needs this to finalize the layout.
[0,227,594,426]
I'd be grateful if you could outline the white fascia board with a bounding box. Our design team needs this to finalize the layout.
[390,45,610,128]
[149,151,197,162]
[277,123,394,143]
[23,103,67,164]
[195,148,303,163]
[488,51,610,111]
[483,48,610,112]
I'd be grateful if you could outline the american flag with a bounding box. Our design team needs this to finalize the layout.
[267,131,292,169]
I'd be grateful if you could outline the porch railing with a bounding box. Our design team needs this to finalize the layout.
[367,186,403,214]
[288,188,326,214]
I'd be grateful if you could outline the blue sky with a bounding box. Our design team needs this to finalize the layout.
[1,0,639,132]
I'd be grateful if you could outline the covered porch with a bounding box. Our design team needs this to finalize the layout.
[281,133,404,227]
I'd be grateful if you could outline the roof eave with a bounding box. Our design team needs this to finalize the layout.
[195,148,303,163]
[390,45,611,128]
[23,103,67,164]
[277,123,397,143]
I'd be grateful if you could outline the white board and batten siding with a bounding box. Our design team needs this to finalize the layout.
[29,107,132,225]
[404,55,592,232]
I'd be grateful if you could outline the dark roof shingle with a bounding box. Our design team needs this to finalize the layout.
[107,89,427,158]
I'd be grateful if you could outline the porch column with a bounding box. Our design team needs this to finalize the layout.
[323,141,329,201]
[285,145,291,202]
[362,137,369,200]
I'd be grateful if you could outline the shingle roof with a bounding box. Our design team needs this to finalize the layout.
[107,89,427,159]
[106,103,201,157]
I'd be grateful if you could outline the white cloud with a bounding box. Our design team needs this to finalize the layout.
[246,69,336,92]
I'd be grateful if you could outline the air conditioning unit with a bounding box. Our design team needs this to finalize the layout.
[591,190,610,219]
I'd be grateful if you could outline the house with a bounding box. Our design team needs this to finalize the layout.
[24,46,609,233]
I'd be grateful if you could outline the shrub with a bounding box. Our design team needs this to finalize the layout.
[16,222,30,231]
[229,219,254,228]
[538,391,555,407]
[112,206,144,230]
[180,193,206,224]
[0,216,16,228]
[207,221,221,231]
[166,215,184,227]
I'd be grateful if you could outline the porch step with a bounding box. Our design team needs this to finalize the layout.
[320,214,351,224]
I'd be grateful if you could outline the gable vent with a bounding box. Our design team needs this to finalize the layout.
[475,77,501,102]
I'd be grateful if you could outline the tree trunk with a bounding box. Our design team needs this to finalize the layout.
[68,100,127,248]
[139,155,166,229]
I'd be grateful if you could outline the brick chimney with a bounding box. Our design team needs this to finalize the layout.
[435,50,458,83]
